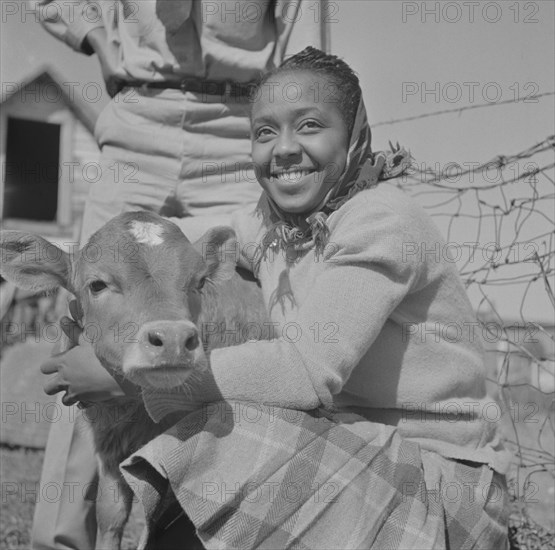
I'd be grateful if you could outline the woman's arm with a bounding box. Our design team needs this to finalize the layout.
[144,195,427,420]
[208,256,418,409]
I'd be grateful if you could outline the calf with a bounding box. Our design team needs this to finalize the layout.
[0,211,268,550]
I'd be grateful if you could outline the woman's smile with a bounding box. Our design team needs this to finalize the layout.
[269,167,318,187]
[251,71,349,215]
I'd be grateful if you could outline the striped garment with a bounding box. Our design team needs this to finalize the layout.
[121,403,509,549]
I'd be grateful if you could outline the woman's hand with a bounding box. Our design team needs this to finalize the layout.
[84,27,126,98]
[40,309,128,406]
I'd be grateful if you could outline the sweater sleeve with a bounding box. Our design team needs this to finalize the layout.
[29,0,104,53]
[206,195,427,410]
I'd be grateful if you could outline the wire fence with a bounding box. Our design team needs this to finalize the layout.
[396,132,555,544]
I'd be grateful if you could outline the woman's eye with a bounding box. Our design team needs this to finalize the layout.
[89,280,108,294]
[300,120,322,131]
[255,127,274,140]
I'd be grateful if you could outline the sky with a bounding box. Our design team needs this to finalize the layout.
[331,0,554,164]
[1,0,554,323]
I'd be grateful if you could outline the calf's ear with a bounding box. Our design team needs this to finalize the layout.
[0,231,72,292]
[195,226,238,282]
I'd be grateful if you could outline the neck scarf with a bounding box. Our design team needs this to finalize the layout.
[255,97,412,264]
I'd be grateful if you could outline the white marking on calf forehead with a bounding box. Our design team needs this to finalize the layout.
[129,221,165,246]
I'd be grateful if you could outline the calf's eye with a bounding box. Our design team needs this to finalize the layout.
[89,280,108,294]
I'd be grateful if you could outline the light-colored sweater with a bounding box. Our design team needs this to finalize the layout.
[204,183,511,473]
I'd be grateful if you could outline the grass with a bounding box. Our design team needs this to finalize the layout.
[0,447,144,550]
[509,497,555,550]
[0,448,42,550]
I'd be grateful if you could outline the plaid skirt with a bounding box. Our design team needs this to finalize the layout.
[121,402,509,549]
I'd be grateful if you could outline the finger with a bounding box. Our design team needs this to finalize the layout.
[40,357,61,375]
[51,340,63,356]
[62,393,78,407]
[60,316,82,342]
[107,80,119,98]
[43,376,66,396]
[69,300,83,323]
[60,315,73,331]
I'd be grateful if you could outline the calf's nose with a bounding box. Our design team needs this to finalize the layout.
[138,320,201,365]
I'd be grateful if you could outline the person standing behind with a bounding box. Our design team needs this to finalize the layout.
[29,1,323,548]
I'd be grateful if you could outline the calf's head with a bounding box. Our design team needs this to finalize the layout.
[0,212,237,390]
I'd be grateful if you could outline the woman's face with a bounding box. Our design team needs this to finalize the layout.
[251,71,349,215]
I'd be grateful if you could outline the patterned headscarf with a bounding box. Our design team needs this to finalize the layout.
[255,96,412,264]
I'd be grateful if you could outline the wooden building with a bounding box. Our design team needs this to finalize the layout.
[1,67,100,240]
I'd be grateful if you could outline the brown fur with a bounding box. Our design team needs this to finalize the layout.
[0,212,268,549]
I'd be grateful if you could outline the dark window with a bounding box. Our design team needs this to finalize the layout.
[3,117,60,221]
